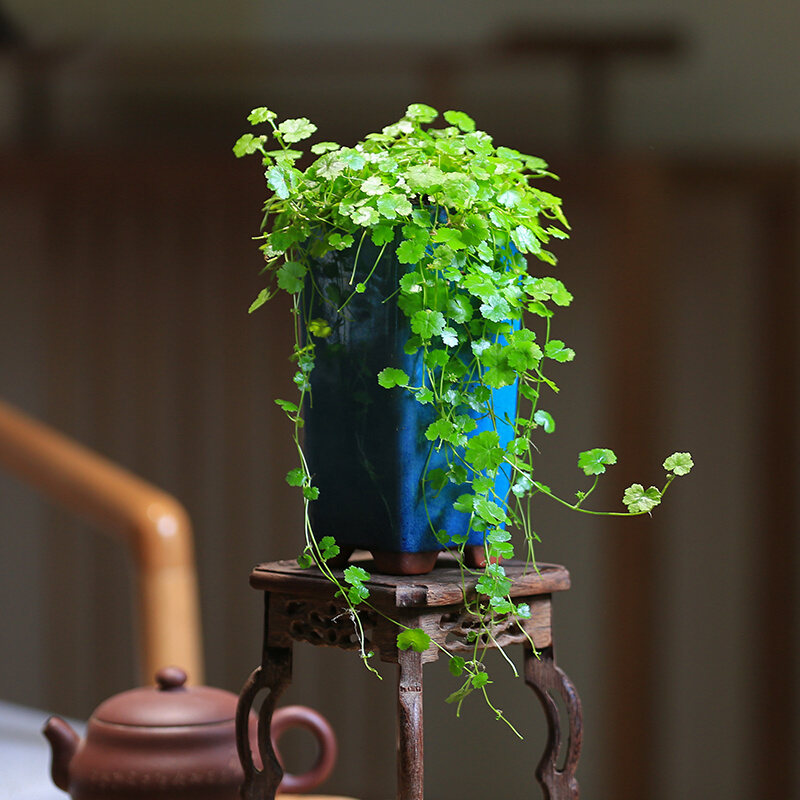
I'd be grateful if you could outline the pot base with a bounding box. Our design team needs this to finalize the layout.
[319,545,494,576]
[371,550,439,575]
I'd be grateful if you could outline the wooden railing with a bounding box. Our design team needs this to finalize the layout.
[0,398,204,685]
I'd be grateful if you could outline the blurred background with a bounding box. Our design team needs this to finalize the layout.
[0,1,798,799]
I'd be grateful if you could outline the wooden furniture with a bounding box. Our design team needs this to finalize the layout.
[0,398,204,685]
[237,557,582,800]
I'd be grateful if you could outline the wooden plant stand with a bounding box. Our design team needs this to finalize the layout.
[236,557,582,800]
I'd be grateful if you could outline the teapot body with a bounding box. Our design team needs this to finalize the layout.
[44,667,336,799]
[64,717,243,800]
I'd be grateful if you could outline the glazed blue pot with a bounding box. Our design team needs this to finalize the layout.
[302,237,517,573]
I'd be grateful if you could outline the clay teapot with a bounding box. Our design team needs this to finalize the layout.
[43,666,336,799]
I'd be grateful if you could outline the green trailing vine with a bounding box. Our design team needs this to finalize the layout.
[235,103,693,731]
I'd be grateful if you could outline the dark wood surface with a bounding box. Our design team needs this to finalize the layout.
[249,556,571,607]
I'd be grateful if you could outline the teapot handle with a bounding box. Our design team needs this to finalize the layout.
[236,665,337,797]
[271,705,338,793]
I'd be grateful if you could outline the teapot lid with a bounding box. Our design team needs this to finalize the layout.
[93,667,237,728]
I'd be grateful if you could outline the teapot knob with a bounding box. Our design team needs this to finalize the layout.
[155,666,188,690]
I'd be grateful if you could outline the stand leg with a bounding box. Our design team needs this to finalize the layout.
[524,645,582,800]
[397,647,424,800]
[237,644,293,800]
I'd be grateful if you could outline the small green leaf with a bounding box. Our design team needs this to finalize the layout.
[404,165,446,191]
[425,418,456,443]
[515,603,532,619]
[448,655,466,676]
[397,223,430,264]
[440,327,459,347]
[472,475,494,494]
[351,206,380,227]
[277,261,306,294]
[488,529,511,545]
[474,497,507,526]
[338,149,366,170]
[511,225,539,254]
[344,565,371,584]
[479,294,511,323]
[507,337,543,372]
[310,141,340,154]
[343,564,371,605]
[397,628,431,652]
[550,281,573,306]
[278,117,318,143]
[449,465,468,485]
[303,485,320,500]
[248,107,277,124]
[275,398,298,413]
[307,318,332,338]
[533,409,555,433]
[427,468,449,491]
[497,188,522,208]
[453,494,474,513]
[489,597,515,614]
[361,175,388,196]
[370,224,396,246]
[475,562,512,598]
[286,468,305,486]
[424,349,449,369]
[248,288,272,312]
[377,367,410,388]
[544,339,575,363]
[347,584,370,605]
[487,538,514,560]
[447,295,473,324]
[411,310,446,340]
[415,387,434,404]
[446,684,474,705]
[483,362,516,389]
[263,148,303,163]
[297,553,314,569]
[664,452,694,476]
[623,484,662,513]
[405,103,438,123]
[233,133,265,157]
[527,300,553,318]
[464,130,494,155]
[465,431,504,471]
[434,528,450,545]
[317,154,347,179]
[511,473,533,497]
[396,237,426,264]
[578,448,617,476]
[318,536,341,561]
[443,110,476,132]
[377,193,412,220]
[327,232,354,250]
[266,165,292,199]
[471,672,491,689]
[432,228,467,250]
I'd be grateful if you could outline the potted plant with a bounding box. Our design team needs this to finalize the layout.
[234,103,692,726]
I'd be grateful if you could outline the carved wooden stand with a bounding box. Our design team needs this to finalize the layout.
[236,557,582,800]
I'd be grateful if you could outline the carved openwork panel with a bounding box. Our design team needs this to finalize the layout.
[436,594,552,652]
[268,594,380,651]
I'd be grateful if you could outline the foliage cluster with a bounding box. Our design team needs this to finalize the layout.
[235,104,692,731]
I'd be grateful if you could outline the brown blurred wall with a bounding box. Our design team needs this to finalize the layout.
[0,3,798,799]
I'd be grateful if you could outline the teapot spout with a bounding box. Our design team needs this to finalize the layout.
[42,715,80,791]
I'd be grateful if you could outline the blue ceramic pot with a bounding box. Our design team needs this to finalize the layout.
[302,238,517,573]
